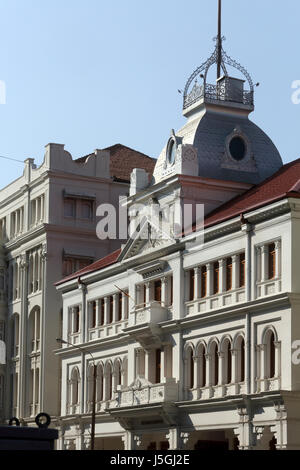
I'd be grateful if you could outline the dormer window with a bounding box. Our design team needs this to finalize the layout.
[166,138,176,165]
[229,136,246,161]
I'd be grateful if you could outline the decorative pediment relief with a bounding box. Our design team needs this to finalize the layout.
[119,217,174,261]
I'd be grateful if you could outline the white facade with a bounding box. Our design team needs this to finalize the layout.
[0,142,154,425]
[55,55,300,448]
[56,187,300,449]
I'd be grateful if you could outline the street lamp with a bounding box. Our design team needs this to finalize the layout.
[56,338,97,451]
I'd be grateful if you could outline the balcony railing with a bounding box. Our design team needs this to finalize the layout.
[108,378,178,409]
[256,277,281,298]
[183,82,254,110]
[185,286,246,317]
[88,318,128,341]
[255,377,281,393]
[186,382,246,401]
[132,301,169,326]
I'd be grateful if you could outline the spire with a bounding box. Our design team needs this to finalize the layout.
[183,0,254,113]
[217,0,222,80]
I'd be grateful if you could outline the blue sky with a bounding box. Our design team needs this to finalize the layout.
[0,0,299,188]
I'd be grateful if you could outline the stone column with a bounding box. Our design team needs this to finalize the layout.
[145,281,151,306]
[206,263,213,297]
[231,349,237,385]
[274,341,281,380]
[161,277,167,307]
[122,292,127,319]
[166,427,181,450]
[275,240,281,278]
[219,259,226,293]
[113,293,118,323]
[261,245,268,282]
[205,353,211,388]
[232,254,239,290]
[104,297,109,325]
[218,352,224,386]
[194,267,200,300]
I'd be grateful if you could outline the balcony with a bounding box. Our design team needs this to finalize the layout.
[256,277,281,298]
[185,287,246,317]
[88,318,129,341]
[255,377,281,393]
[186,382,246,401]
[183,82,254,110]
[107,377,179,409]
[132,301,169,326]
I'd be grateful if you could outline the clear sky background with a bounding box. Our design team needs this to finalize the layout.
[0,0,299,189]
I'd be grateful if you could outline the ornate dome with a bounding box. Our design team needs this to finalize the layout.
[152,38,282,186]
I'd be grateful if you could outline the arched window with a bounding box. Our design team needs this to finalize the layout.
[11,314,20,357]
[185,345,195,389]
[210,342,219,386]
[96,364,104,403]
[70,367,80,407]
[222,338,232,385]
[197,344,206,388]
[114,360,122,391]
[266,331,276,379]
[29,307,40,352]
[236,336,245,383]
[105,363,113,400]
[87,364,95,409]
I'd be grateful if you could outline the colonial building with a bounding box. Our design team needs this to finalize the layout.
[0,143,155,425]
[55,36,300,450]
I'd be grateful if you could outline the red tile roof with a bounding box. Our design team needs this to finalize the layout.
[76,144,156,182]
[56,159,300,287]
[203,158,300,229]
[55,248,122,286]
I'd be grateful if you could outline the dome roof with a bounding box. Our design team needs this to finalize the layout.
[153,38,282,186]
[153,108,283,185]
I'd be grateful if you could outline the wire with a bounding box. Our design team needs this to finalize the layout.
[0,155,25,164]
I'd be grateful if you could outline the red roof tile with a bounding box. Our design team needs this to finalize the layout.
[204,158,300,229]
[76,144,156,182]
[55,248,122,286]
[56,159,300,287]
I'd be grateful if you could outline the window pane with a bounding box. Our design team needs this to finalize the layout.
[81,201,93,219]
[64,199,75,217]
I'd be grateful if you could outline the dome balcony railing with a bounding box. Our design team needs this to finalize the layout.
[183,82,254,110]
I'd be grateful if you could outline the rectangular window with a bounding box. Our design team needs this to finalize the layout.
[118,293,122,321]
[155,349,161,384]
[109,296,113,323]
[154,280,162,303]
[268,243,276,280]
[62,257,93,277]
[100,299,105,326]
[201,266,207,298]
[81,201,93,220]
[91,301,97,328]
[240,253,245,287]
[169,276,173,306]
[64,198,76,218]
[226,258,232,291]
[213,262,219,295]
[74,307,80,333]
[189,270,195,301]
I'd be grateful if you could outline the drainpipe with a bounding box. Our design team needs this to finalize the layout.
[78,277,87,415]
[240,215,253,395]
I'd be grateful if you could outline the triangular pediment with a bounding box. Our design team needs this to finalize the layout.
[119,216,175,261]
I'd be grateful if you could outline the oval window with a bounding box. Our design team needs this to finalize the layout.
[229,136,246,161]
[167,139,176,165]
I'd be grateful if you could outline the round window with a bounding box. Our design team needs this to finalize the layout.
[167,139,176,165]
[229,136,246,161]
